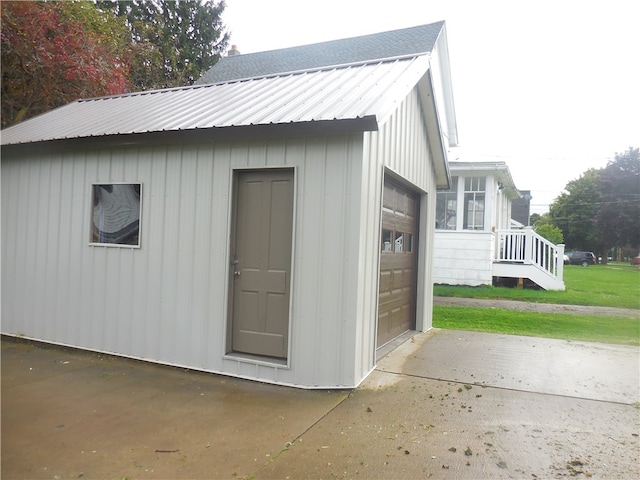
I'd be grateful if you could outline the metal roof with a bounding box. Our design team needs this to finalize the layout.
[1,55,431,146]
[196,22,445,84]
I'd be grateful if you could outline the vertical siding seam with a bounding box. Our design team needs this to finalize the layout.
[1,164,10,326]
[89,159,100,349]
[109,150,123,351]
[187,146,198,364]
[190,146,203,367]
[174,145,188,360]
[337,139,351,383]
[69,154,82,345]
[202,144,216,366]
[156,148,170,358]
[57,156,70,343]
[132,148,142,354]
[315,139,328,384]
[289,139,305,380]
[45,159,59,340]
[33,160,46,337]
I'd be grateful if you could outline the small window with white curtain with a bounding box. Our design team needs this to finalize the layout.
[90,183,142,247]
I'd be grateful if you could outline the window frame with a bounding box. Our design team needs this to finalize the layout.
[89,182,143,248]
[381,229,414,254]
[436,176,458,230]
[463,176,486,230]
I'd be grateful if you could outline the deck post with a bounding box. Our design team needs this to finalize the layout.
[524,226,533,264]
[556,243,565,279]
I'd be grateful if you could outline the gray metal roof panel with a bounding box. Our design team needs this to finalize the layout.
[1,56,431,146]
[196,21,445,84]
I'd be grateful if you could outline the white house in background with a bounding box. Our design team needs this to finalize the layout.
[434,161,565,291]
[1,22,457,389]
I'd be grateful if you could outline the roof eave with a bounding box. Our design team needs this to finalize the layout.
[1,117,379,153]
[448,161,521,198]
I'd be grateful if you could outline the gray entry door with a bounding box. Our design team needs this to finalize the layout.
[230,169,294,359]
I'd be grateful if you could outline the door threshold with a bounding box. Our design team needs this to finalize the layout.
[376,330,416,362]
[225,351,288,367]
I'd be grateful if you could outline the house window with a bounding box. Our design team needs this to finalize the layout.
[436,176,458,229]
[91,183,142,247]
[463,177,485,230]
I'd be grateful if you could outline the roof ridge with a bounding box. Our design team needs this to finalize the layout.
[227,21,445,58]
[196,21,445,85]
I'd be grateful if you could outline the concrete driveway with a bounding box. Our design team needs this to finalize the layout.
[2,330,639,479]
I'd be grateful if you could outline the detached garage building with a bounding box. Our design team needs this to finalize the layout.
[1,22,457,388]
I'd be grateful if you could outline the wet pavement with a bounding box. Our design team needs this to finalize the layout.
[2,329,639,479]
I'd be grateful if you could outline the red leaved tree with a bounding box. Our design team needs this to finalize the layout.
[1,1,129,127]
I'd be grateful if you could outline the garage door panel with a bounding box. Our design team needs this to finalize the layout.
[379,270,392,292]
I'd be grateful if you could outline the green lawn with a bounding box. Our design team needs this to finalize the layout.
[434,263,640,309]
[432,262,640,345]
[433,306,639,346]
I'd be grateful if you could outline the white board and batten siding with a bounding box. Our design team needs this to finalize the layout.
[2,87,440,390]
[2,135,373,388]
[433,231,494,286]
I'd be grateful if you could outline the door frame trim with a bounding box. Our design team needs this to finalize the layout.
[224,165,297,368]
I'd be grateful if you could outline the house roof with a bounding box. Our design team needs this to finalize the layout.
[196,22,445,84]
[448,161,521,199]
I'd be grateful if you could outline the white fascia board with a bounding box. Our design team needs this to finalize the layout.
[418,69,451,189]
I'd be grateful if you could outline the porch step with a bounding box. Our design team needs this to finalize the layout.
[492,262,565,291]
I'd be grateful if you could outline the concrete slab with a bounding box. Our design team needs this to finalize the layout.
[1,339,348,479]
[258,371,639,479]
[2,330,639,480]
[378,329,640,404]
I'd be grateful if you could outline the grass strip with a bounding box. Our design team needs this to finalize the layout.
[433,305,640,346]
[434,263,640,310]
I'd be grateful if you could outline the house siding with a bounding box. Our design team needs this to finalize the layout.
[433,231,494,286]
[2,135,370,388]
[433,167,522,287]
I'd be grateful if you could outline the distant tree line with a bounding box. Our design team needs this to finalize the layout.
[1,0,229,128]
[533,147,640,262]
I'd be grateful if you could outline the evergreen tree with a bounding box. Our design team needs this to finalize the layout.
[99,0,229,89]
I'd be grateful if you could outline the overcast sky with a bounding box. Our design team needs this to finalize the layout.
[221,0,640,214]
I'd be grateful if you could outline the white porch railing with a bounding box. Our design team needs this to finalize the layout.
[495,227,565,286]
